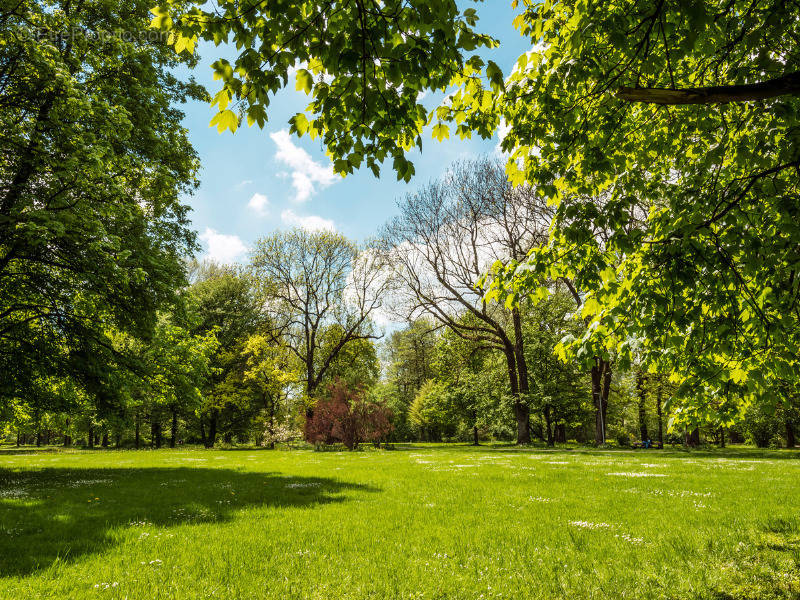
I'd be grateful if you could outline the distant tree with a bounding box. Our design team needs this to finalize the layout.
[241,334,299,449]
[249,229,387,401]
[382,318,438,408]
[381,158,552,444]
[408,380,457,442]
[431,314,512,445]
[523,289,592,446]
[187,263,265,447]
[304,380,393,450]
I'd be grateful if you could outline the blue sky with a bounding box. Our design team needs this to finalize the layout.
[182,2,532,263]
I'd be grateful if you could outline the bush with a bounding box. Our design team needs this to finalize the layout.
[304,380,393,450]
[744,403,783,448]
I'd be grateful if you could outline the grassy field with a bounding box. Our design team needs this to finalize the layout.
[0,444,798,599]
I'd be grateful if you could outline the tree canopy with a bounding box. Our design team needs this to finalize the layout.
[0,0,204,413]
[154,0,800,427]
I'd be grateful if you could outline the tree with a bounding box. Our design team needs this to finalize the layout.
[383,318,437,402]
[381,158,551,443]
[249,229,386,401]
[483,0,800,428]
[408,379,456,442]
[431,313,515,445]
[187,263,265,447]
[304,380,393,449]
[522,289,591,446]
[241,334,299,449]
[0,0,204,415]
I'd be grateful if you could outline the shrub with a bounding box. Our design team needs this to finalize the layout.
[304,380,393,450]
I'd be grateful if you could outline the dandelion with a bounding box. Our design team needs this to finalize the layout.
[615,533,645,545]
[569,520,611,530]
[607,472,666,478]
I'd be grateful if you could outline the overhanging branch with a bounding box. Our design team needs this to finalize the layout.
[617,72,800,105]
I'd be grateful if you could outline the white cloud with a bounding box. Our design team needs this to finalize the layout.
[495,118,512,155]
[199,227,248,264]
[270,130,338,203]
[280,209,336,232]
[234,179,253,190]
[247,192,269,216]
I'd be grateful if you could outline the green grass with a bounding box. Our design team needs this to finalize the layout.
[1,444,799,599]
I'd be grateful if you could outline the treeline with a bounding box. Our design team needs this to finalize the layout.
[1,1,797,450]
[3,157,797,450]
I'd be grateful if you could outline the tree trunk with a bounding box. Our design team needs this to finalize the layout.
[268,395,276,449]
[115,433,122,448]
[636,371,649,442]
[170,408,178,448]
[787,419,796,448]
[472,425,479,446]
[134,414,140,449]
[101,432,109,448]
[205,410,218,448]
[719,428,726,448]
[655,379,664,446]
[16,431,20,447]
[511,308,532,445]
[88,425,94,448]
[36,429,41,447]
[543,404,555,447]
[555,424,567,444]
[591,358,611,445]
[502,345,530,445]
[686,427,700,447]
[152,419,162,449]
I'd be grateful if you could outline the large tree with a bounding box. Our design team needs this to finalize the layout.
[483,0,800,427]
[0,0,204,413]
[249,229,386,400]
[381,158,550,443]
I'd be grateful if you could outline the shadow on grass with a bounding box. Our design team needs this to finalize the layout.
[0,466,377,576]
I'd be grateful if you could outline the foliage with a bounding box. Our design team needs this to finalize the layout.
[481,0,800,428]
[304,380,393,449]
[408,379,457,441]
[242,333,300,447]
[0,0,204,413]
[744,402,786,449]
[316,326,379,390]
[151,0,499,180]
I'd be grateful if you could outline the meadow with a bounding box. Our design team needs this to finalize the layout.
[1,445,798,600]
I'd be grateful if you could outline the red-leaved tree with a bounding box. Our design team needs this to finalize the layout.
[304,380,393,449]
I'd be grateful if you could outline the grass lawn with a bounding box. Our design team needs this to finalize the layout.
[1,444,798,599]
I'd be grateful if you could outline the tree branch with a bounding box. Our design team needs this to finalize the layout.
[617,72,800,105]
